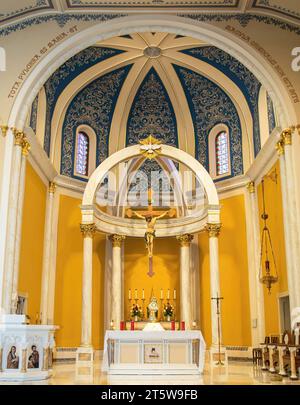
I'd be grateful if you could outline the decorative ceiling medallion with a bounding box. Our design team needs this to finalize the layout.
[139,135,162,159]
[143,46,162,59]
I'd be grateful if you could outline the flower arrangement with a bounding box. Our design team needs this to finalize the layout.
[163,302,174,319]
[130,304,143,320]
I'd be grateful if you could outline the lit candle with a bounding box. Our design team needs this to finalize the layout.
[135,289,138,299]
[128,289,131,300]
[160,289,163,299]
[167,289,170,299]
[142,289,145,299]
[173,289,176,300]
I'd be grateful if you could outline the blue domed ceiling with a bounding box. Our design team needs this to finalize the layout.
[29,32,276,181]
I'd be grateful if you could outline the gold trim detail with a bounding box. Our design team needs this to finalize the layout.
[276,139,284,156]
[176,234,194,247]
[109,234,126,247]
[21,138,30,156]
[139,135,162,160]
[205,223,222,238]
[14,131,25,146]
[0,125,8,137]
[49,181,56,194]
[281,128,292,146]
[80,223,96,238]
[246,181,255,194]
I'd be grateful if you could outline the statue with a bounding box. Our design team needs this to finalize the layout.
[127,188,176,259]
[147,296,159,323]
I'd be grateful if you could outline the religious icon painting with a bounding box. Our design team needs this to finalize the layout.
[28,345,40,369]
[6,345,19,369]
[144,343,163,364]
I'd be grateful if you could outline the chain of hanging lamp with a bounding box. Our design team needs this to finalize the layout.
[259,178,278,294]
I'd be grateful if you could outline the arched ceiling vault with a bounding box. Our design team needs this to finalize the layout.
[50,32,255,176]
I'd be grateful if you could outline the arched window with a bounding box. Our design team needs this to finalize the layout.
[76,131,89,176]
[215,131,229,176]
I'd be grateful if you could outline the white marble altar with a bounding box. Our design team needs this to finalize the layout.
[102,330,205,375]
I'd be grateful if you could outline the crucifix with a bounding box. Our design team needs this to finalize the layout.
[211,293,224,365]
[126,188,176,277]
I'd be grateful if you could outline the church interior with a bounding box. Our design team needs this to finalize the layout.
[0,0,300,386]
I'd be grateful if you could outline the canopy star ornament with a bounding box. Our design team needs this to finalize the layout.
[139,135,162,159]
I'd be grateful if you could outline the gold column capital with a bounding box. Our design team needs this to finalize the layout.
[0,125,9,137]
[109,234,126,247]
[14,130,26,146]
[246,181,255,194]
[176,234,194,247]
[49,181,56,194]
[205,223,222,238]
[21,138,30,156]
[281,128,292,146]
[80,223,96,238]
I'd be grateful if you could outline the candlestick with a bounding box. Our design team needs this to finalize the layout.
[173,289,176,300]
[160,298,164,321]
[160,289,163,299]
[142,289,145,299]
[135,289,138,299]
[128,289,131,300]
[167,289,170,300]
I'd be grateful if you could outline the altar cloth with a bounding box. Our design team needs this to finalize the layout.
[102,330,206,375]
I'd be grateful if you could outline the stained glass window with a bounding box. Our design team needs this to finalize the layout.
[76,131,89,176]
[216,131,229,176]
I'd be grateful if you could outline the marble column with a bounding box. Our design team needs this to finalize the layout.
[40,182,56,324]
[268,346,276,373]
[80,223,96,347]
[245,181,265,346]
[176,234,193,330]
[206,223,222,348]
[281,129,300,309]
[289,347,298,380]
[2,130,26,313]
[276,134,298,317]
[11,138,30,314]
[278,346,287,376]
[110,234,125,330]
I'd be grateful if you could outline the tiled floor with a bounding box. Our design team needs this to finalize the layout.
[2,360,299,385]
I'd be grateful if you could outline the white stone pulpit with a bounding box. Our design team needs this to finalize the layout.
[0,315,57,381]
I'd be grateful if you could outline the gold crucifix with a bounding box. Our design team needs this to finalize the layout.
[126,188,176,260]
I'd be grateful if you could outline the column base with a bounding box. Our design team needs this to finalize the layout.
[210,346,227,366]
[76,346,94,367]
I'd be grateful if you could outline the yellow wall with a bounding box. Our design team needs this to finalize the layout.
[257,161,288,336]
[19,162,46,323]
[199,193,252,347]
[54,194,106,349]
[124,237,180,320]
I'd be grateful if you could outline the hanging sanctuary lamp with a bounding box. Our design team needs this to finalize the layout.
[259,179,278,294]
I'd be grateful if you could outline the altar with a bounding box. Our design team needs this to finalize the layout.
[102,330,206,375]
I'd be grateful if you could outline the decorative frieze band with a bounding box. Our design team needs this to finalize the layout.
[109,234,126,247]
[80,223,96,238]
[205,223,222,238]
[176,234,194,247]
